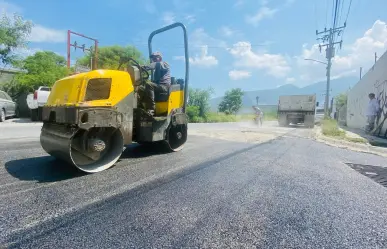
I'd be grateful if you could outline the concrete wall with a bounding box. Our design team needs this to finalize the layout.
[338,104,347,126]
[347,50,387,136]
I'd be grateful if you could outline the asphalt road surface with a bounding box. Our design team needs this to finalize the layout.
[1,120,387,248]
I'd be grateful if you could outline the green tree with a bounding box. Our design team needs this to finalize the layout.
[188,87,214,117]
[218,88,244,114]
[16,51,68,92]
[77,45,146,70]
[335,93,347,109]
[0,13,33,67]
[186,105,202,122]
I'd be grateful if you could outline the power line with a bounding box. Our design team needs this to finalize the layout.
[333,0,340,29]
[344,0,353,23]
[125,43,270,49]
[325,0,329,28]
[315,0,346,118]
[337,0,353,50]
[337,0,345,34]
[314,0,319,30]
[332,0,342,43]
[330,0,336,29]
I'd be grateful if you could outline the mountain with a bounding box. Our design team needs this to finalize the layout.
[210,76,357,112]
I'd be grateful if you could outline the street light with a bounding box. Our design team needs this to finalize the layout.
[304,58,328,65]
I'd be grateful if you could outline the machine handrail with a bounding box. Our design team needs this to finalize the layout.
[148,22,189,111]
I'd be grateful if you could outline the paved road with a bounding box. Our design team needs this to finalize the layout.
[1,121,387,248]
[0,119,282,140]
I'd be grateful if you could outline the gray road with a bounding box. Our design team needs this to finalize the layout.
[1,121,387,248]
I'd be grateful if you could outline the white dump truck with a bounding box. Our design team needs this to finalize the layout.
[277,94,318,128]
[26,86,51,121]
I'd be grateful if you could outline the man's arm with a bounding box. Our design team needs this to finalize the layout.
[142,62,156,71]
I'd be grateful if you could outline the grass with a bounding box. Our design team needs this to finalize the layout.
[321,119,345,137]
[205,112,237,123]
[321,119,367,144]
[189,111,278,123]
[345,137,368,143]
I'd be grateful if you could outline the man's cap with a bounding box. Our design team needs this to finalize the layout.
[150,51,162,58]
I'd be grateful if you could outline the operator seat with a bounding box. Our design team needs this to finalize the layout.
[155,77,185,116]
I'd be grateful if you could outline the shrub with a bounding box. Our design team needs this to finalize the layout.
[186,106,200,122]
[321,119,345,137]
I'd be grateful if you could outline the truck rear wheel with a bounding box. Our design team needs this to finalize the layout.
[37,107,43,121]
[305,123,315,128]
[31,109,38,121]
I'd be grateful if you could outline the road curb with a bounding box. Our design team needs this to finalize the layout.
[313,127,387,157]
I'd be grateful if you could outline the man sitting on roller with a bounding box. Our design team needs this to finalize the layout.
[139,51,171,116]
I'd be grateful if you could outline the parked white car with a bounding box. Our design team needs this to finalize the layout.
[26,86,51,121]
[0,90,16,122]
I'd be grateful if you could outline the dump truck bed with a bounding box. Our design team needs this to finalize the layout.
[278,95,316,112]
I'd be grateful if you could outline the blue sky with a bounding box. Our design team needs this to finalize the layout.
[3,0,387,97]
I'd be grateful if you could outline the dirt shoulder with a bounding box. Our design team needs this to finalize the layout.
[189,129,281,144]
[314,126,387,157]
[188,122,290,144]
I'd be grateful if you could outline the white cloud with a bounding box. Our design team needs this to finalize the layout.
[260,0,269,5]
[185,14,196,24]
[161,12,194,25]
[286,77,295,83]
[285,0,295,6]
[13,47,42,57]
[229,41,291,78]
[173,0,190,10]
[190,46,218,67]
[190,28,227,49]
[174,45,218,68]
[173,55,184,60]
[296,19,387,83]
[161,12,175,25]
[229,70,252,80]
[246,7,278,26]
[0,0,22,14]
[144,0,156,14]
[0,1,65,43]
[28,25,66,43]
[219,26,235,37]
[234,0,244,7]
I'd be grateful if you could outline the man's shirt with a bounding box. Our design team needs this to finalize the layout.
[143,61,171,85]
[366,98,379,116]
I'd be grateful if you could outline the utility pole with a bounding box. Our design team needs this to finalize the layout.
[372,52,378,70]
[315,0,346,118]
[360,67,362,79]
[67,30,98,71]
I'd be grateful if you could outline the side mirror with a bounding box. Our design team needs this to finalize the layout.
[316,101,319,107]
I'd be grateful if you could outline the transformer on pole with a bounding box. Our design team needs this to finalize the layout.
[67,30,98,71]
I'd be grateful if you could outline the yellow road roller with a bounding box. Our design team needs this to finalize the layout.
[39,22,189,173]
